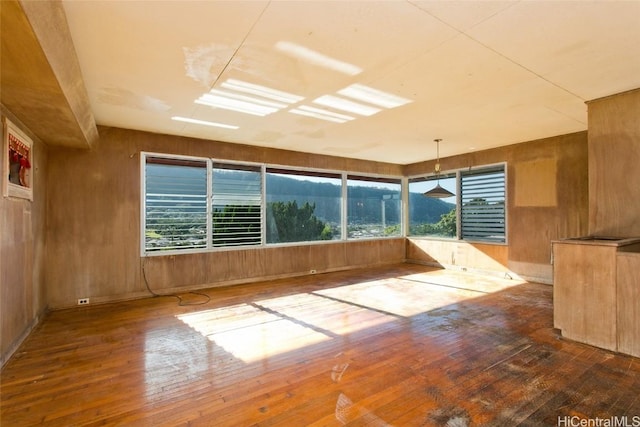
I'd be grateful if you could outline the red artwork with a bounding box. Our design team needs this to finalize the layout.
[8,132,31,187]
[4,117,34,200]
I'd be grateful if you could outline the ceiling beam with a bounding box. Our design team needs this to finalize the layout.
[1,0,98,149]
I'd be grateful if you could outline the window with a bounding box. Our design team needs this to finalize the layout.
[212,163,262,247]
[347,175,401,239]
[142,152,405,255]
[144,156,208,252]
[460,166,506,243]
[265,168,341,244]
[408,174,456,238]
[143,155,264,253]
[408,164,506,243]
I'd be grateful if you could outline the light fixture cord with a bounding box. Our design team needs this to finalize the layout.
[434,138,442,181]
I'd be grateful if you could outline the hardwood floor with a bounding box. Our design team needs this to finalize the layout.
[2,264,639,426]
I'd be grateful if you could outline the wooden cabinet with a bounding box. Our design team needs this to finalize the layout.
[552,237,640,357]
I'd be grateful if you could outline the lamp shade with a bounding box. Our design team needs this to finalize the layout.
[423,183,455,198]
[423,138,455,198]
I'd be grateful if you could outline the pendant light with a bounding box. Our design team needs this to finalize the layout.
[423,138,455,198]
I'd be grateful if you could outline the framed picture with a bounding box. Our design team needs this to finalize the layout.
[3,117,34,201]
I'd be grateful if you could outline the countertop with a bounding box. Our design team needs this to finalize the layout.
[552,236,640,247]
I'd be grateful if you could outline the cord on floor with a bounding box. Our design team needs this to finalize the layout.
[141,259,211,306]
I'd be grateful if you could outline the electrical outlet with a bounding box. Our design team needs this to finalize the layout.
[77,298,90,305]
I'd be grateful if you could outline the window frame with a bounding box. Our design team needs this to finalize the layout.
[211,161,264,248]
[407,172,458,240]
[264,165,343,245]
[141,153,211,256]
[346,174,403,240]
[457,163,508,245]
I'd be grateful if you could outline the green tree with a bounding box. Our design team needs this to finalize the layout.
[268,201,333,243]
[409,208,456,237]
[434,209,457,237]
[384,224,401,236]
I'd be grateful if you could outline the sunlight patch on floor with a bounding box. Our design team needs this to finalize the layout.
[177,303,332,363]
[176,270,527,362]
[400,269,526,294]
[315,270,524,317]
[255,293,397,335]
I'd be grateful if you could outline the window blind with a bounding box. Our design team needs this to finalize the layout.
[212,164,262,247]
[145,157,208,251]
[460,166,505,243]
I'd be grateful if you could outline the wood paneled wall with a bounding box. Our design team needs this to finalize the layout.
[404,131,589,283]
[0,109,48,367]
[587,88,640,237]
[406,239,509,275]
[44,127,406,308]
[141,240,406,296]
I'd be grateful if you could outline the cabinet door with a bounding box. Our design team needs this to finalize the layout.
[617,253,640,357]
[553,243,617,351]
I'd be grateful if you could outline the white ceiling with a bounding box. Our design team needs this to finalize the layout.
[61,0,640,164]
